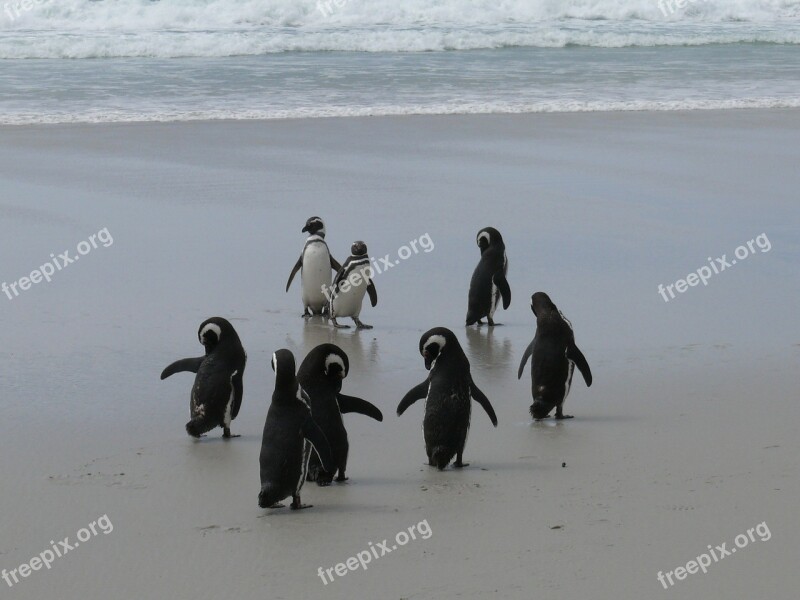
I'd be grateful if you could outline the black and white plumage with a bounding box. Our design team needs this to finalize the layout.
[286,216,342,317]
[329,241,377,329]
[466,227,511,326]
[258,349,334,510]
[517,292,592,420]
[160,317,246,439]
[397,327,497,470]
[297,344,383,486]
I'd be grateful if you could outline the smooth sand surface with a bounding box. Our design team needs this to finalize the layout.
[0,110,798,599]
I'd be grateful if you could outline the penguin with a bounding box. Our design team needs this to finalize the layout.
[160,317,246,438]
[397,327,497,470]
[517,292,592,420]
[258,349,335,510]
[328,241,378,329]
[466,227,510,326]
[286,216,342,317]
[297,343,383,486]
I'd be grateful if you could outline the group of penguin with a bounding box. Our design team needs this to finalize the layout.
[160,216,593,510]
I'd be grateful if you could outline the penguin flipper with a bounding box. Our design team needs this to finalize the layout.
[517,340,534,379]
[302,417,335,473]
[470,378,498,426]
[160,357,204,380]
[397,380,428,416]
[493,271,511,309]
[330,255,342,273]
[285,256,303,292]
[366,280,378,307]
[338,394,383,421]
[331,261,346,290]
[568,344,592,387]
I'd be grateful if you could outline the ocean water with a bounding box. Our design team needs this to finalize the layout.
[1,0,799,124]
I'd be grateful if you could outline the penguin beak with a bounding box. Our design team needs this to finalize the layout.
[423,352,433,370]
[301,225,310,233]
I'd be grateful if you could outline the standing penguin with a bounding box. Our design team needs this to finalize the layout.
[328,241,378,329]
[160,317,247,438]
[397,328,497,470]
[466,227,510,326]
[259,349,334,510]
[298,344,383,486]
[518,292,592,420]
[286,216,342,317]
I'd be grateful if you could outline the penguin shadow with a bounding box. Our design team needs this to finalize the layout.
[526,413,637,428]
[256,501,393,518]
[187,434,261,444]
[334,475,426,487]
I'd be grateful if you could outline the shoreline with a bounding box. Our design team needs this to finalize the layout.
[1,104,799,130]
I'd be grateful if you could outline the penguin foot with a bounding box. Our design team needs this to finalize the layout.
[316,479,332,487]
[332,318,350,329]
[353,318,372,330]
[290,496,313,510]
[268,503,285,509]
[222,428,240,438]
[335,474,349,482]
[555,414,574,420]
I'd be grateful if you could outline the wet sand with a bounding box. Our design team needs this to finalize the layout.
[0,110,798,599]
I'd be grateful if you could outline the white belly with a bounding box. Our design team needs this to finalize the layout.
[301,244,332,311]
[332,280,368,318]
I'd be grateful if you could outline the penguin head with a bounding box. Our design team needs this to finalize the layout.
[302,216,325,237]
[350,240,368,257]
[271,349,297,391]
[476,227,503,253]
[530,292,556,317]
[302,343,349,382]
[197,317,238,353]
[324,352,348,380]
[419,327,458,371]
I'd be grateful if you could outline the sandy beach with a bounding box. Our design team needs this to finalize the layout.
[1,109,798,599]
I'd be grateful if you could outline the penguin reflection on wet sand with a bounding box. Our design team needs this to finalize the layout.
[327,241,377,330]
[160,317,246,439]
[286,216,342,317]
[259,350,334,510]
[518,292,592,420]
[397,328,497,470]
[466,227,510,327]
[298,344,383,486]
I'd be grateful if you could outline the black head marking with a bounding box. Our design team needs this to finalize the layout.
[302,216,325,236]
[530,292,557,317]
[476,227,503,252]
[197,317,238,353]
[272,349,297,391]
[351,240,368,257]
[419,327,458,371]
